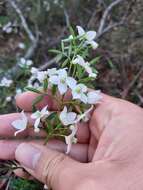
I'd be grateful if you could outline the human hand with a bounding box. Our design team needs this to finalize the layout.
[1,91,143,190]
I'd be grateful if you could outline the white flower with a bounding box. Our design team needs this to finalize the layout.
[18,42,25,49]
[87,90,102,104]
[73,55,97,78]
[31,67,39,76]
[0,77,13,87]
[72,84,87,103]
[31,106,50,132]
[28,68,40,87]
[19,58,33,68]
[33,82,40,88]
[85,40,99,50]
[73,55,87,67]
[37,71,48,83]
[65,125,78,154]
[76,105,94,123]
[76,26,98,49]
[2,22,13,34]
[26,60,33,66]
[49,68,77,95]
[44,184,49,190]
[47,68,57,76]
[59,106,77,126]
[6,96,12,102]
[84,65,97,78]
[11,111,28,136]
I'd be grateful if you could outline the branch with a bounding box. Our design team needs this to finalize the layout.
[5,0,39,77]
[97,0,124,38]
[39,58,57,71]
[122,66,143,99]
[7,0,35,42]
[97,19,124,38]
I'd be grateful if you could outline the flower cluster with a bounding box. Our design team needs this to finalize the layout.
[11,26,102,153]
[0,77,13,87]
[18,58,33,69]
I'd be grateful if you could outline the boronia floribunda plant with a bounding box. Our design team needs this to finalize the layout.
[11,26,102,154]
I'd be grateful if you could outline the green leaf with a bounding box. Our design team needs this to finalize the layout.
[10,178,43,190]
[61,58,69,67]
[32,95,44,112]
[55,123,63,129]
[25,87,42,94]
[47,112,57,120]
[61,40,65,53]
[79,77,93,83]
[51,85,57,95]
[49,49,62,54]
[90,56,100,65]
[69,26,75,37]
[107,59,115,69]
[55,54,63,63]
[43,79,48,91]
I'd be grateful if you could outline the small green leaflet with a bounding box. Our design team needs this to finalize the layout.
[25,87,42,94]
[32,95,44,112]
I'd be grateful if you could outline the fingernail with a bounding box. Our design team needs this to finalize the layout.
[15,143,41,170]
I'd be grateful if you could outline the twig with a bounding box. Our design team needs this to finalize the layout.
[122,67,143,99]
[24,35,39,59]
[135,90,143,105]
[64,8,70,28]
[39,58,57,71]
[5,0,39,77]
[98,20,124,38]
[97,0,124,38]
[7,0,35,42]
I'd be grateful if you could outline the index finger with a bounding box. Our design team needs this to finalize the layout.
[16,91,71,112]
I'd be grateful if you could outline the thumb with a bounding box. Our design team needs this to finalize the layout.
[15,143,79,190]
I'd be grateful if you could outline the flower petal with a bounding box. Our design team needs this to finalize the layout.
[65,135,72,154]
[87,40,99,50]
[80,93,88,104]
[67,112,77,124]
[58,83,67,95]
[76,26,85,36]
[67,77,77,89]
[57,68,67,77]
[72,91,81,100]
[49,75,59,85]
[34,118,41,129]
[86,31,96,41]
[87,90,102,104]
[11,111,27,131]
[31,111,40,119]
[78,84,87,92]
[73,55,85,66]
[41,105,48,115]
[47,68,57,76]
[12,120,26,130]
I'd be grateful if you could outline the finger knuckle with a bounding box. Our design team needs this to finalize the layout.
[42,152,66,188]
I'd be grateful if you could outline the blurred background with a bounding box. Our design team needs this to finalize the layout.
[0,0,143,114]
[0,0,143,189]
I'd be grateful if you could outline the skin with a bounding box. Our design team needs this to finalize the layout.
[1,92,143,190]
